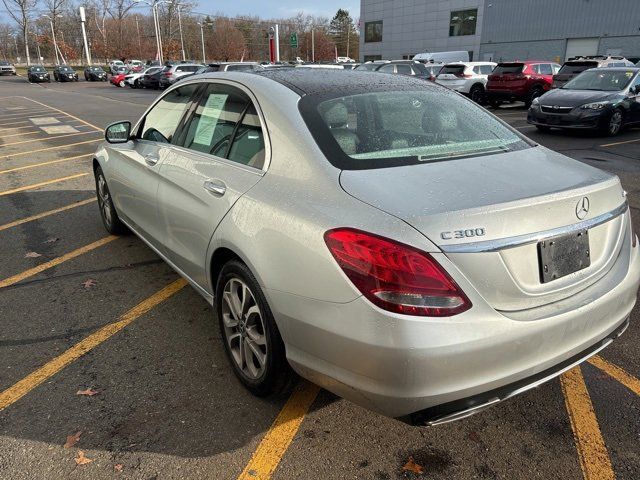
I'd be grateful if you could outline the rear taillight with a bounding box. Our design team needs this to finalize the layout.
[324,228,471,317]
[454,73,472,78]
[164,72,172,76]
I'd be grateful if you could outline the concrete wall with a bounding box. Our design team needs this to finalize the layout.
[360,0,486,61]
[480,0,640,61]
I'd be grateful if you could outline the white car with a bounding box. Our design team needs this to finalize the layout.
[125,66,162,88]
[109,60,125,75]
[435,62,497,103]
[337,56,355,63]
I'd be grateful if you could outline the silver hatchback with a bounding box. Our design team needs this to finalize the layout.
[94,70,640,425]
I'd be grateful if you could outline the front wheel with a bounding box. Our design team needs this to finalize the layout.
[94,166,129,235]
[525,86,544,108]
[603,108,624,136]
[216,260,293,397]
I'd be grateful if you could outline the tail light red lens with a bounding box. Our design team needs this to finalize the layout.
[324,228,471,317]
[165,71,172,76]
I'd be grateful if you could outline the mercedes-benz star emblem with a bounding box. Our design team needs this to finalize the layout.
[576,197,590,220]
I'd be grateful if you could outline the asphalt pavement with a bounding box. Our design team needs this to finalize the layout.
[0,74,639,480]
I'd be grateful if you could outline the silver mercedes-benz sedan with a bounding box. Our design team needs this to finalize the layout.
[94,70,640,425]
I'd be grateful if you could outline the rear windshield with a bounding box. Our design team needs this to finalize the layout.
[226,64,256,71]
[558,62,598,75]
[563,70,636,91]
[299,88,531,170]
[493,63,524,74]
[439,65,465,75]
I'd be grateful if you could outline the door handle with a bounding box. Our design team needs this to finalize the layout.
[203,179,227,197]
[144,153,159,166]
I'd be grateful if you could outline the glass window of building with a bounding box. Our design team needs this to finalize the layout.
[364,20,383,43]
[449,9,477,36]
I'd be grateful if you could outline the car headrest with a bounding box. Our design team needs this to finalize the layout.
[323,102,349,128]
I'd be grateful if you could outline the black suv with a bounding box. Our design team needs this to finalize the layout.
[27,65,51,83]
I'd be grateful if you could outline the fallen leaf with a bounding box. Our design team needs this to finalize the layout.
[76,388,100,396]
[81,279,97,289]
[43,237,59,244]
[114,464,123,472]
[64,431,82,449]
[24,251,42,258]
[402,456,425,475]
[75,450,93,466]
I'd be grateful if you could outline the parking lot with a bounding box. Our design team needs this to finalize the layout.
[1,73,640,480]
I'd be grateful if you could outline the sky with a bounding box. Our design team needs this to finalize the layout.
[191,0,360,21]
[0,0,360,25]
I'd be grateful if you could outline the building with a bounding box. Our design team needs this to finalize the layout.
[360,0,640,63]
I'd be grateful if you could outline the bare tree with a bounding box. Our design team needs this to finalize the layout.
[107,0,134,56]
[44,0,66,35]
[1,0,36,64]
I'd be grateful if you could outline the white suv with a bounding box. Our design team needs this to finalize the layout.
[435,62,497,103]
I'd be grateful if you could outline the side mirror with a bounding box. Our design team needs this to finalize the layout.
[105,121,132,144]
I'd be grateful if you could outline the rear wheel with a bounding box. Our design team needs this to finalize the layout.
[94,166,129,235]
[603,108,624,136]
[525,86,544,108]
[488,98,502,109]
[469,84,485,104]
[216,260,293,397]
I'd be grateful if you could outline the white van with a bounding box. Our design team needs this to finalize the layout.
[413,51,469,64]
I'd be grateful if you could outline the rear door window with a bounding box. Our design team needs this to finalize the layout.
[396,64,412,75]
[538,63,553,75]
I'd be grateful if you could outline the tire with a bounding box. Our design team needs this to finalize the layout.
[216,260,293,397]
[84,75,88,81]
[525,86,544,108]
[602,108,624,136]
[94,166,129,235]
[488,98,502,109]
[535,125,551,132]
[469,84,485,104]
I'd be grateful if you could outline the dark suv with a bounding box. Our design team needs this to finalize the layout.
[53,65,79,82]
[486,61,561,108]
[552,56,635,89]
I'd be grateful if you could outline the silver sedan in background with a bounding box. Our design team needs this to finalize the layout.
[94,70,640,425]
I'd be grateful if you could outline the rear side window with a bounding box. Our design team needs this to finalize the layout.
[537,64,553,75]
[378,64,395,73]
[396,64,412,75]
[226,64,255,71]
[480,65,495,74]
[179,84,266,168]
[411,63,427,74]
[493,63,524,74]
[140,84,198,143]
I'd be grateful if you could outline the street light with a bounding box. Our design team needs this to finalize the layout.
[197,21,212,64]
[42,14,63,65]
[176,4,186,61]
[134,0,170,64]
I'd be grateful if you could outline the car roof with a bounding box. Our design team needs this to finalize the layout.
[589,66,640,72]
[443,61,496,66]
[253,68,435,96]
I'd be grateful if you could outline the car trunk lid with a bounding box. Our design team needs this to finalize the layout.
[339,147,627,311]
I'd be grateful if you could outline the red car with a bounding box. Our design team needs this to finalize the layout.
[486,61,561,108]
[110,72,128,87]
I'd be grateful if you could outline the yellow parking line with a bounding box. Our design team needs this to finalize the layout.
[0,154,91,175]
[560,367,615,480]
[0,278,187,411]
[0,198,96,232]
[237,382,320,480]
[588,355,640,396]
[0,173,89,196]
[0,139,100,160]
[22,97,103,132]
[1,130,99,147]
[600,138,640,147]
[0,235,117,289]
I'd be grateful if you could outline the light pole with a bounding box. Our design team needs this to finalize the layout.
[177,4,186,61]
[12,34,19,62]
[79,6,92,65]
[197,21,207,64]
[134,0,169,63]
[42,14,63,65]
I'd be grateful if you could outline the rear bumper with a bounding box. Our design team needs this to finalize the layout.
[270,234,640,421]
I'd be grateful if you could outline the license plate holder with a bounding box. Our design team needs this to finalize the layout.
[538,230,590,283]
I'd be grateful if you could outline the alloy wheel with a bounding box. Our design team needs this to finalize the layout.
[221,277,268,380]
[609,111,622,135]
[97,174,113,229]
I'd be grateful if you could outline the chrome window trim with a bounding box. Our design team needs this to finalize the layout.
[440,201,628,253]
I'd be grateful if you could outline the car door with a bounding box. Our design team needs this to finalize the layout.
[106,83,200,241]
[155,81,267,288]
[627,73,640,123]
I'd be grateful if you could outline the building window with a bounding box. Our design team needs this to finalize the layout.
[364,21,383,43]
[363,55,382,62]
[449,9,477,36]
